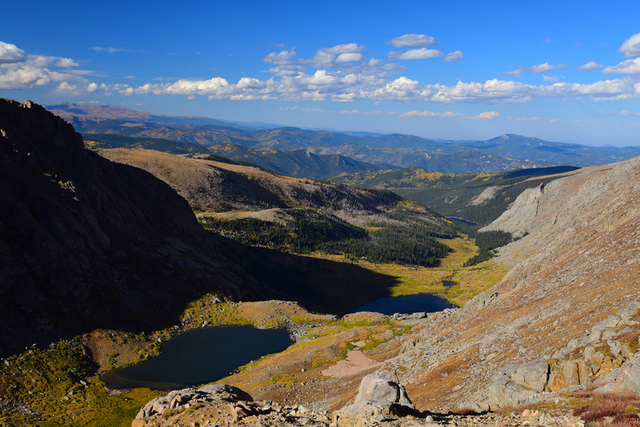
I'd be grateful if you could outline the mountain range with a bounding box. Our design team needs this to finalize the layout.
[48,102,640,174]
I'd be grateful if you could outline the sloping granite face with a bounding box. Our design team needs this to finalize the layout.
[0,99,263,356]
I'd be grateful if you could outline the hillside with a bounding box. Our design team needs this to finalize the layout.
[85,133,392,179]
[95,147,456,268]
[391,156,640,408]
[332,165,581,225]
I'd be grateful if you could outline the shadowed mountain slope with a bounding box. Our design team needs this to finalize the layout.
[0,100,400,356]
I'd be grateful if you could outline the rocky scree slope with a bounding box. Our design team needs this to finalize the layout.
[0,99,267,356]
[380,157,640,411]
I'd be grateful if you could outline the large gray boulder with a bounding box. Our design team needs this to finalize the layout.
[134,384,252,424]
[486,361,550,409]
[596,353,640,394]
[335,370,414,426]
[354,370,413,406]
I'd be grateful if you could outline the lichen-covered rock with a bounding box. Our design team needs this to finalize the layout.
[595,353,640,394]
[335,370,415,426]
[486,361,550,409]
[134,383,253,425]
[354,370,413,407]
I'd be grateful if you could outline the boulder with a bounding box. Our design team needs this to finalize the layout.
[486,361,550,409]
[354,370,413,407]
[133,383,253,425]
[335,370,415,426]
[595,353,640,394]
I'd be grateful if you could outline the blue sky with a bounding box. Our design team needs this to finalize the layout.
[2,0,640,146]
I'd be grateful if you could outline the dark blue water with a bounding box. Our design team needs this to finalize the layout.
[101,326,292,389]
[447,217,477,226]
[351,293,455,315]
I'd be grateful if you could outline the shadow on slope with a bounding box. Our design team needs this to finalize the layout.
[0,99,397,356]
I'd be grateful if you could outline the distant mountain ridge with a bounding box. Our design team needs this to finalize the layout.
[47,103,640,174]
[83,133,394,179]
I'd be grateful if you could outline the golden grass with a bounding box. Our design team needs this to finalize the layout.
[307,235,506,307]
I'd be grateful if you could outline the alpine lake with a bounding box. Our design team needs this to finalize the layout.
[101,293,451,389]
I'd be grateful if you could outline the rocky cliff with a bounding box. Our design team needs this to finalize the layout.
[388,157,640,409]
[0,99,266,356]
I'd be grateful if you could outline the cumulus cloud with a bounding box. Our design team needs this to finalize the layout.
[397,48,444,60]
[580,61,605,71]
[56,81,80,95]
[602,58,640,75]
[0,41,90,90]
[395,110,462,118]
[620,33,640,58]
[471,111,500,120]
[55,58,80,68]
[389,34,437,48]
[0,42,26,63]
[530,62,567,73]
[336,52,364,62]
[71,37,639,107]
[444,51,464,62]
[503,63,566,75]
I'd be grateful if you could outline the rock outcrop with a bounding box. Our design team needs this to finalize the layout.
[378,156,640,411]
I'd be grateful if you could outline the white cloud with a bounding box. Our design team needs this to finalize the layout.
[444,51,464,62]
[336,52,364,62]
[397,48,444,60]
[543,75,558,82]
[389,34,437,48]
[263,49,297,64]
[396,110,462,118]
[91,46,131,54]
[579,61,605,71]
[0,42,26,63]
[502,66,527,76]
[503,63,566,75]
[55,58,80,68]
[530,62,567,74]
[340,109,382,115]
[324,43,364,55]
[471,111,500,120]
[515,116,540,121]
[620,33,640,58]
[0,41,89,90]
[602,58,640,75]
[57,81,78,94]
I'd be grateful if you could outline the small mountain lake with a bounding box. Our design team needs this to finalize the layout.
[447,217,477,227]
[101,326,292,390]
[350,293,455,315]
